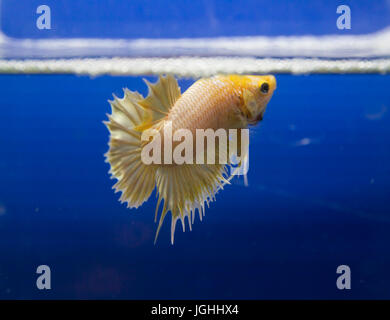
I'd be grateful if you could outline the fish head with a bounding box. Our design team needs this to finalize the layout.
[241,75,276,125]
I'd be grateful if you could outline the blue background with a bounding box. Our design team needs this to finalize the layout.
[0,0,390,300]
[1,0,390,38]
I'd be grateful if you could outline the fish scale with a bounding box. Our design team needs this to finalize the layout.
[168,78,236,132]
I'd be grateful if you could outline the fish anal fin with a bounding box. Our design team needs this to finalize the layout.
[153,164,229,245]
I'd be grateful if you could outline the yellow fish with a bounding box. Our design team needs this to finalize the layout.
[104,74,276,244]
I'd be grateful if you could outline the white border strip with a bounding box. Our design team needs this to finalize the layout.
[1,27,390,59]
[0,57,389,76]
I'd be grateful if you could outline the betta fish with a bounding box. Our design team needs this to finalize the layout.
[104,74,276,244]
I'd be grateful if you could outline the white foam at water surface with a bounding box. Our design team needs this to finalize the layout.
[0,57,389,76]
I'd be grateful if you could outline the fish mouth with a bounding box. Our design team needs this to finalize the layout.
[248,111,264,125]
[248,116,262,126]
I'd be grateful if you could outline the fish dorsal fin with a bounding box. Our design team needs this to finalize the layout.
[135,75,181,131]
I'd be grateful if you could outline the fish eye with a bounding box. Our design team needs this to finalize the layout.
[260,82,269,94]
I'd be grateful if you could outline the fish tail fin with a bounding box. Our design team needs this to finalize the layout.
[104,75,181,208]
[104,89,156,208]
[154,164,230,244]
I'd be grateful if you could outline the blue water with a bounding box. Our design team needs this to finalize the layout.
[0,74,389,299]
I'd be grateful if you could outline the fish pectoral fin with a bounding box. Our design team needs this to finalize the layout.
[242,89,256,118]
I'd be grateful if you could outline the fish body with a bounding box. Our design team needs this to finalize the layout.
[169,75,275,132]
[105,74,276,243]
